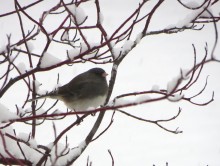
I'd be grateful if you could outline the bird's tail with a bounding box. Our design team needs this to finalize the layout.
[27,95,49,102]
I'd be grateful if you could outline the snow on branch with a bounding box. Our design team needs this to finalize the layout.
[0,0,219,165]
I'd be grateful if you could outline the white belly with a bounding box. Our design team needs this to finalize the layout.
[63,95,106,112]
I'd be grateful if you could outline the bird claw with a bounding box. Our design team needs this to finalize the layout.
[91,112,96,116]
[73,110,83,125]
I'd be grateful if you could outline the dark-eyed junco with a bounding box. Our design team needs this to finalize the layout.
[29,68,108,111]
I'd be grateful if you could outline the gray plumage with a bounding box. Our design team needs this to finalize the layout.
[29,68,108,111]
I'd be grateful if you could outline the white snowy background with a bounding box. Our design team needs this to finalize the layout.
[0,0,220,165]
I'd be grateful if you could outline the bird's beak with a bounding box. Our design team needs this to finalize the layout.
[102,72,108,77]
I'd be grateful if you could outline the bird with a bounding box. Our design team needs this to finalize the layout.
[28,68,108,112]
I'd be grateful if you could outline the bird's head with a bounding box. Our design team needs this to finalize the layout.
[88,68,108,78]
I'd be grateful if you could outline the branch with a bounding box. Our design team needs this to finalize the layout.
[0,0,43,17]
[117,108,182,134]
[91,111,115,142]
[0,131,31,166]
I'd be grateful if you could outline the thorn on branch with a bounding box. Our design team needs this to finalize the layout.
[108,149,115,166]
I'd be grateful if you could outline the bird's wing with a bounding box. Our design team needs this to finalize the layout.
[47,72,88,98]
[48,71,107,100]
[57,80,101,99]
